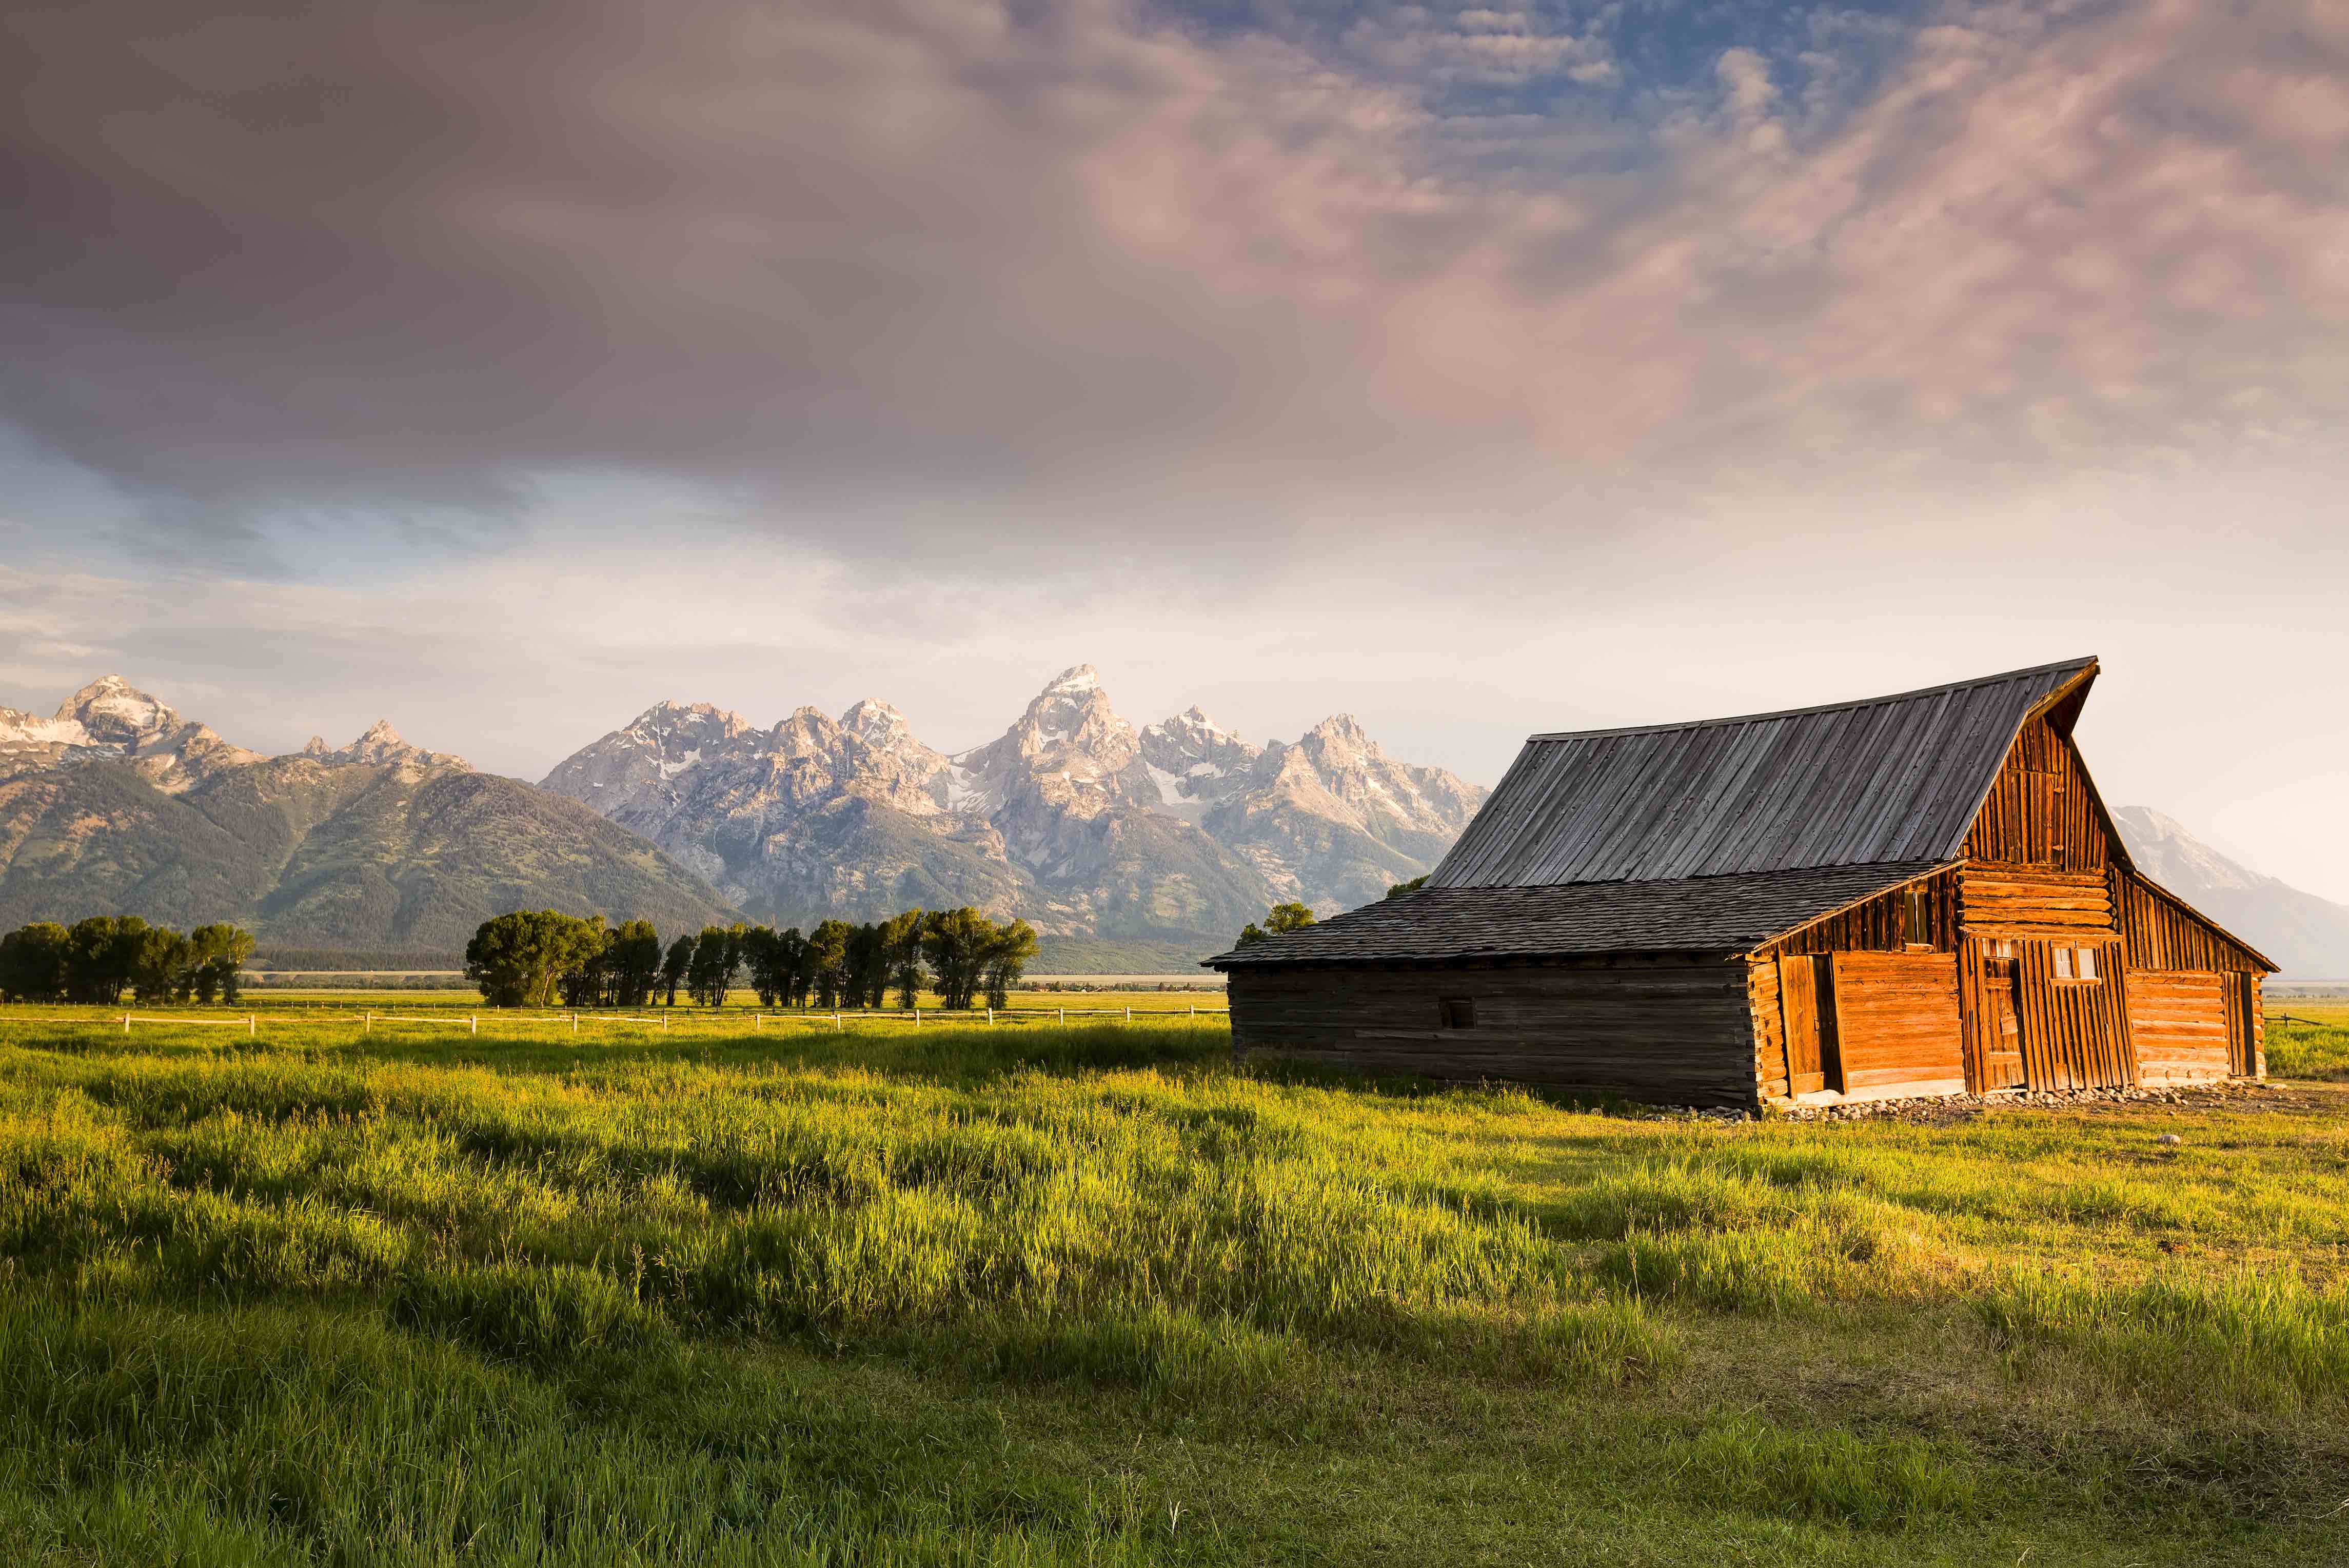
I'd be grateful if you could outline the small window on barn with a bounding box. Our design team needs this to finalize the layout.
[1438,997,1475,1029]
[2075,946,2099,981]
[2053,946,2073,980]
[1903,887,1932,949]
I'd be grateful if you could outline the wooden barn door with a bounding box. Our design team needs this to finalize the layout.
[1776,955,1841,1097]
[1979,954,2025,1089]
[2015,937,2134,1090]
[2227,974,2258,1078]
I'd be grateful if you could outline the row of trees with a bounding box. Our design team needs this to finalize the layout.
[0,917,255,1004]
[464,907,1040,1011]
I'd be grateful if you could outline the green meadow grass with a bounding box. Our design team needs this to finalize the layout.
[2265,999,2349,1080]
[0,1008,2343,1565]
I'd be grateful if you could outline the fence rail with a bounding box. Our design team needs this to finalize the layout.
[363,1013,478,1034]
[121,1014,255,1035]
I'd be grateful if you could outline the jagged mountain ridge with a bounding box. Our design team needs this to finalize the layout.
[0,677,735,948]
[2113,806,2349,980]
[541,665,1491,944]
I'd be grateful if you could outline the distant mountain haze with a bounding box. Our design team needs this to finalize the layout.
[2111,807,2349,981]
[3,674,2338,977]
[539,665,1489,949]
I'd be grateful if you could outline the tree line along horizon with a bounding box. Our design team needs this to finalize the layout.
[463,907,1045,1011]
[0,883,1417,1009]
[0,916,254,1005]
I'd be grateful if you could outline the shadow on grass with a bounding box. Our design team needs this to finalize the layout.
[308,1021,1242,1085]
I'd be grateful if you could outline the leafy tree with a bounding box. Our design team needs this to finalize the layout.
[557,918,613,1008]
[465,911,607,1008]
[65,916,148,1004]
[1384,875,1428,899]
[920,908,996,1009]
[606,920,664,1008]
[846,923,891,1009]
[878,909,926,1009]
[806,920,854,1009]
[980,918,1038,1009]
[0,923,70,1002]
[131,927,190,1004]
[1233,901,1316,950]
[189,924,255,1003]
[685,925,737,1007]
[660,934,695,1007]
[778,928,812,1007]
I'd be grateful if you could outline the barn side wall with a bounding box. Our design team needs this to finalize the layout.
[1226,957,1760,1107]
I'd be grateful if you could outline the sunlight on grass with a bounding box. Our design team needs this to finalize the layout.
[0,1009,2343,1564]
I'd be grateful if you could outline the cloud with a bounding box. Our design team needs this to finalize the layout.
[2,0,2344,570]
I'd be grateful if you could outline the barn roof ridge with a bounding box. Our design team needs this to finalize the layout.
[1524,656,2099,743]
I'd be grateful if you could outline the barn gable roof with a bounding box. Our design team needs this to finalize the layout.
[1427,658,2100,889]
[1211,862,1945,968]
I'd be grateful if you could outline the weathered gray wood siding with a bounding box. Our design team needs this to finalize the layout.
[1227,958,1760,1107]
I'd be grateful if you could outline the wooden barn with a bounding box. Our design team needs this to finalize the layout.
[1209,659,2274,1108]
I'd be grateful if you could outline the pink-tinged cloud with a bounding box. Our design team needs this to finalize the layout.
[1,0,2343,555]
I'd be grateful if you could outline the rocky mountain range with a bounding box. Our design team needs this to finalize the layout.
[539,665,1489,952]
[0,678,734,951]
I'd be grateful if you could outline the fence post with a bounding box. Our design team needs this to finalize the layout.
[662,1013,668,1033]
[986,1006,993,1026]
[364,1011,371,1034]
[1126,1006,1133,1023]
[572,1015,579,1035]
[470,1015,478,1036]
[248,1015,255,1038]
[122,1014,129,1035]
[913,1008,920,1028]
[833,1012,841,1033]
[1057,1007,1064,1025]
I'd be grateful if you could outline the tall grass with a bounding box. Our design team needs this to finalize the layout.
[2265,1012,2349,1080]
[1,1012,2344,1563]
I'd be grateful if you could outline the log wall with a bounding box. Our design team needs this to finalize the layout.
[1829,951,1967,1098]
[1958,866,2115,936]
[1227,958,1760,1107]
[2125,969,2232,1085]
[1748,958,1788,1102]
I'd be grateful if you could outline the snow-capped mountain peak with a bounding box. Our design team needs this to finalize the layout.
[541,665,1491,936]
[61,674,179,744]
[0,675,258,791]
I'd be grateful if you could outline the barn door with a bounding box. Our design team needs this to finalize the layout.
[1777,955,1842,1097]
[1980,954,2024,1089]
[2227,974,2257,1078]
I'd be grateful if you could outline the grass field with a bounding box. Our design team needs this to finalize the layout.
[1,1006,2344,1565]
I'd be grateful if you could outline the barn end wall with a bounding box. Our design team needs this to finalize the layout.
[1226,957,1760,1107]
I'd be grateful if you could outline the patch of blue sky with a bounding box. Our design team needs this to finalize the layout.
[1155,2,1939,143]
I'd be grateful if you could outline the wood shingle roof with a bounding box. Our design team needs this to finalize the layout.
[1210,862,1944,968]
[1428,658,2097,889]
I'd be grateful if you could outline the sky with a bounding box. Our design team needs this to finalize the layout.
[2,0,2346,896]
